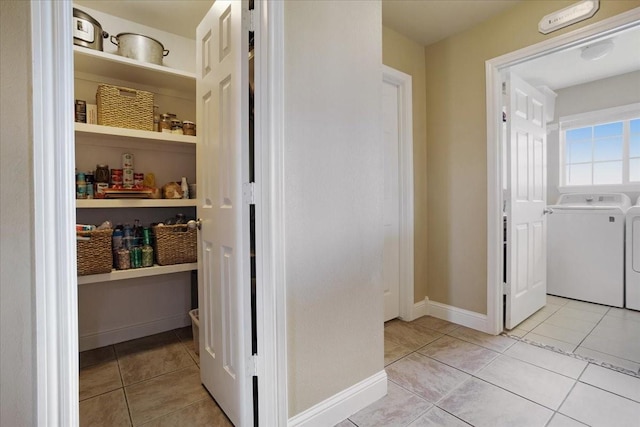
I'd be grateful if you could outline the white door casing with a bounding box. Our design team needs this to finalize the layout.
[196,1,252,425]
[504,72,547,330]
[382,78,401,321]
[381,66,414,322]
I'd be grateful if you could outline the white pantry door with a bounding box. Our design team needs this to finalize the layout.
[196,1,252,425]
[382,79,400,321]
[505,72,548,330]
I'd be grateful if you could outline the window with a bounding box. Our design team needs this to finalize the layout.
[560,104,640,189]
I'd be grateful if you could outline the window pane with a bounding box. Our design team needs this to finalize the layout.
[630,158,640,182]
[566,163,591,186]
[566,127,592,142]
[593,161,622,185]
[630,118,640,134]
[594,136,623,161]
[631,134,640,158]
[566,140,592,163]
[594,122,622,138]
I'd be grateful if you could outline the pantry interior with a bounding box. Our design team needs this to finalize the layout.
[74,1,214,352]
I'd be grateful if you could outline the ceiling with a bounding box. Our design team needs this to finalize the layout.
[76,0,521,43]
[75,1,639,90]
[382,0,521,46]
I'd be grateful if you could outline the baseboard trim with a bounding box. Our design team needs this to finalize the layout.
[427,300,488,332]
[288,370,387,427]
[401,296,429,321]
[79,314,191,351]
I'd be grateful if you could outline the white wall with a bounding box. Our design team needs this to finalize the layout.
[0,1,35,425]
[283,0,385,417]
[548,71,640,204]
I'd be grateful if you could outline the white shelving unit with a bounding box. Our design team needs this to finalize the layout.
[74,43,198,284]
[77,263,198,285]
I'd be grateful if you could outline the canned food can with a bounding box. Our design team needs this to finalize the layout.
[134,173,144,188]
[95,182,109,197]
[76,171,85,183]
[122,153,134,169]
[76,182,87,199]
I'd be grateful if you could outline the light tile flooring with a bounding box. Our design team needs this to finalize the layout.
[81,296,640,427]
[505,295,640,374]
[338,298,640,427]
[79,327,231,427]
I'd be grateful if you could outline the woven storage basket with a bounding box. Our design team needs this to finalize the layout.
[96,84,153,131]
[154,224,197,266]
[77,229,113,276]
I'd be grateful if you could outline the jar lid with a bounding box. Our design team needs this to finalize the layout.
[170,119,182,124]
[183,120,195,125]
[161,113,171,119]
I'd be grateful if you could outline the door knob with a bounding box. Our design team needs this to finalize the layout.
[543,208,554,215]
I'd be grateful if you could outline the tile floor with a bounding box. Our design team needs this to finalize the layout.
[79,327,231,427]
[338,298,640,427]
[81,296,640,427]
[505,295,640,374]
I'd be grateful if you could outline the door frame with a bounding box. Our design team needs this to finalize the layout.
[30,0,287,425]
[485,9,640,335]
[382,65,415,321]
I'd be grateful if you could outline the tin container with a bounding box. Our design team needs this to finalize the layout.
[122,153,134,169]
[182,120,196,136]
[134,172,144,188]
[111,169,123,187]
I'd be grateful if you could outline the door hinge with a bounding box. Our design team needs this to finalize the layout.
[503,282,510,296]
[243,182,256,205]
[252,354,259,376]
[502,81,507,95]
[245,9,256,32]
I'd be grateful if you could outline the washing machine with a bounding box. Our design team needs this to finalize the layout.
[547,193,631,307]
[626,196,640,311]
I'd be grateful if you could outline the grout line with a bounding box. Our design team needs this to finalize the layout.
[501,332,640,378]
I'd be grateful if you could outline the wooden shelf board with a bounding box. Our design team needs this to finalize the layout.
[75,123,196,146]
[76,199,197,208]
[78,262,197,285]
[73,46,196,94]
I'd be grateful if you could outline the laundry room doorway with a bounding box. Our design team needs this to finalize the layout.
[485,10,640,335]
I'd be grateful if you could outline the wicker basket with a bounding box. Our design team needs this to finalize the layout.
[154,224,197,266]
[77,229,113,276]
[96,84,154,131]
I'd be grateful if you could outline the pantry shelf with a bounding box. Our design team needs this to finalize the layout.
[77,262,198,285]
[75,122,197,146]
[76,199,197,209]
[73,46,196,94]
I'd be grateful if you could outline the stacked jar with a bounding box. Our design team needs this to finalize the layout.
[122,153,134,189]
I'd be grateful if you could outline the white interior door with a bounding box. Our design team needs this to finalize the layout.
[382,79,400,321]
[196,1,252,425]
[505,72,547,330]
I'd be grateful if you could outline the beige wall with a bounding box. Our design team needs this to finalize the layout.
[284,0,384,417]
[382,26,428,304]
[424,1,640,314]
[0,1,35,425]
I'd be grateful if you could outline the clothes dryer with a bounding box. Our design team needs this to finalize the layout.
[626,196,640,311]
[547,193,631,307]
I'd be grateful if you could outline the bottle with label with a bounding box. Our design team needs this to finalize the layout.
[141,227,154,268]
[181,177,189,199]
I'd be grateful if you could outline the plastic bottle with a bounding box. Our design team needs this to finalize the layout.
[141,227,154,268]
[181,177,189,199]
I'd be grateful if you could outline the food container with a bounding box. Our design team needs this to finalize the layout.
[73,8,109,51]
[111,33,169,66]
[183,121,196,136]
